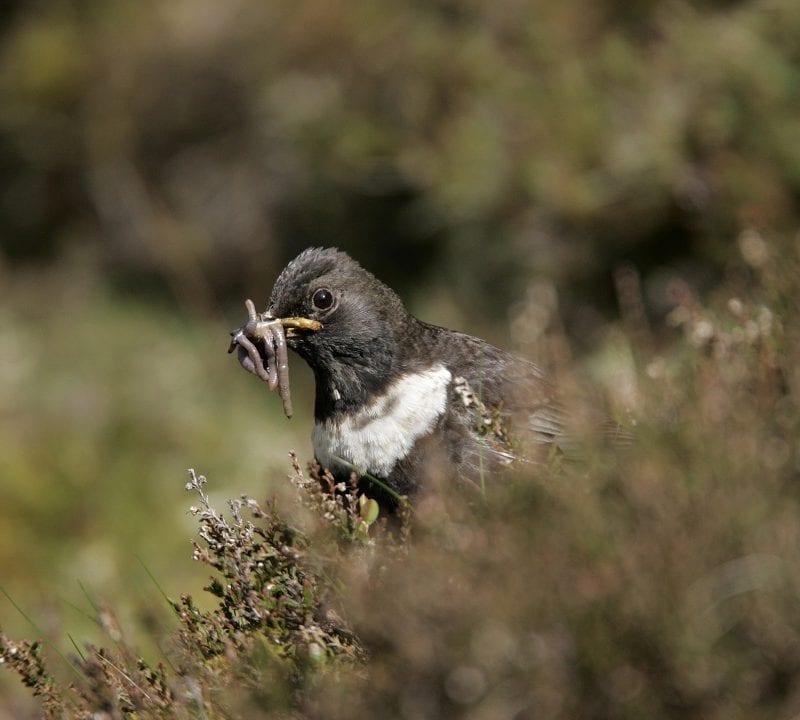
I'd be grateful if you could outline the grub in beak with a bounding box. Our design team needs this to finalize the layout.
[280,317,323,337]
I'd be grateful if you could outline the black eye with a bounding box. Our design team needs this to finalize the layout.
[311,288,334,311]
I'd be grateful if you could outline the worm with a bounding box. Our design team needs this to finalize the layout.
[270,314,292,416]
[228,299,321,419]
[228,299,292,417]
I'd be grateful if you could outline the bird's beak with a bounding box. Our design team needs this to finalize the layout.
[279,316,323,338]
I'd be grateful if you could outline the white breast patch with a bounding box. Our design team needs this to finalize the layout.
[312,364,452,477]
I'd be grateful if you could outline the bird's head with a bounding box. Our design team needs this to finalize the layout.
[267,247,412,405]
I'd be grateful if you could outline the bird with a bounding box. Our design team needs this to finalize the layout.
[236,247,571,504]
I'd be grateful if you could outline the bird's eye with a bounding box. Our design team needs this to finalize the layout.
[311,288,334,311]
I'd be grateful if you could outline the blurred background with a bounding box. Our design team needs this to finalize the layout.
[1,0,799,709]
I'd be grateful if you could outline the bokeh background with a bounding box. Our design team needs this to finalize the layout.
[2,0,800,713]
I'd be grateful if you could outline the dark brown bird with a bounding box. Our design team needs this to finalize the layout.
[238,247,566,500]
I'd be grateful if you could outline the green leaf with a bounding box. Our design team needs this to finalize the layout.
[359,497,380,525]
